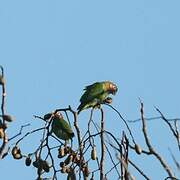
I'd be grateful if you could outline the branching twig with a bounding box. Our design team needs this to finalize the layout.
[8,123,31,141]
[155,107,180,150]
[116,154,135,180]
[140,101,175,178]
[15,127,45,145]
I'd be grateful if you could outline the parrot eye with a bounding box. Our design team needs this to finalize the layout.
[113,85,117,90]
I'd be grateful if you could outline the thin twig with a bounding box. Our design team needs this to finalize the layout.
[106,104,136,144]
[155,108,177,138]
[105,161,121,177]
[104,134,150,179]
[116,154,135,180]
[87,108,95,147]
[8,123,30,141]
[174,120,180,150]
[15,127,45,145]
[69,106,85,179]
[168,148,180,171]
[155,107,180,151]
[105,142,121,178]
[100,108,105,180]
[128,159,150,180]
[122,133,129,180]
[128,116,180,123]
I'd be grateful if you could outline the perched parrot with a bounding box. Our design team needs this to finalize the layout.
[77,81,118,114]
[51,113,74,142]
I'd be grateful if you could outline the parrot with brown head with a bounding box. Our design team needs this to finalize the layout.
[77,81,118,114]
[51,113,74,142]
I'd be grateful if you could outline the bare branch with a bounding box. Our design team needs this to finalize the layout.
[140,101,175,178]
[155,107,180,150]
[0,66,8,158]
[168,148,180,171]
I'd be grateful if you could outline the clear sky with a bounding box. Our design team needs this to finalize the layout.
[0,0,180,179]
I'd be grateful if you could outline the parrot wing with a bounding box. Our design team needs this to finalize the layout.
[58,118,74,135]
[52,117,74,140]
[80,82,104,103]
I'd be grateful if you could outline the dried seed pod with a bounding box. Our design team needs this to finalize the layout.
[64,146,72,154]
[12,146,19,155]
[135,144,142,155]
[0,75,5,85]
[0,121,7,130]
[91,146,97,160]
[64,155,73,165]
[33,159,42,168]
[60,162,65,168]
[0,128,5,139]
[67,168,76,180]
[25,156,32,166]
[1,115,14,122]
[43,113,53,120]
[72,153,78,162]
[74,154,80,164]
[65,166,71,173]
[84,166,90,177]
[33,161,39,168]
[58,147,65,158]
[13,153,22,159]
[61,166,67,173]
[42,160,50,172]
[12,146,22,159]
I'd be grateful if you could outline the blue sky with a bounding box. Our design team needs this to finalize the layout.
[0,0,180,179]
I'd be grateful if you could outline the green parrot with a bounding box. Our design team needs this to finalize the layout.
[77,81,118,114]
[51,113,74,141]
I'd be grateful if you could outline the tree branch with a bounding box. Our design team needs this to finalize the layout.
[140,101,175,178]
[0,66,8,159]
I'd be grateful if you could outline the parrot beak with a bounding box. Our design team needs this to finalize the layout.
[104,97,113,104]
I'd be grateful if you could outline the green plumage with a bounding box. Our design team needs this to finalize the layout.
[77,81,118,114]
[51,113,74,141]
